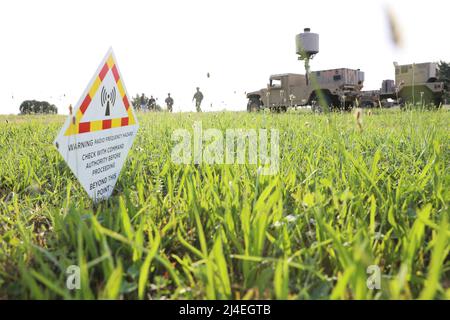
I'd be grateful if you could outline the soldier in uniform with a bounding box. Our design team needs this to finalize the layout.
[165,93,174,112]
[192,87,204,112]
[140,93,147,112]
[148,95,156,111]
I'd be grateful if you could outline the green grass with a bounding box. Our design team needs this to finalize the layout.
[0,109,449,299]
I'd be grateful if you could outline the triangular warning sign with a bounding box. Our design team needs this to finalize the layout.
[54,48,139,202]
[64,49,137,136]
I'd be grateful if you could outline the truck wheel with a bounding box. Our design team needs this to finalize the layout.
[247,100,261,112]
[309,92,332,112]
[312,105,323,113]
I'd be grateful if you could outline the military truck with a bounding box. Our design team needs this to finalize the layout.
[359,90,381,108]
[360,62,444,107]
[359,80,396,108]
[247,68,365,112]
[388,62,444,106]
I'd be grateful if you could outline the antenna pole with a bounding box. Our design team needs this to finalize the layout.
[305,58,310,86]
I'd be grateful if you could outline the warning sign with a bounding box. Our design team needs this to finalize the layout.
[54,48,139,201]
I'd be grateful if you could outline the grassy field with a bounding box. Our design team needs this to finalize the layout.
[0,109,449,300]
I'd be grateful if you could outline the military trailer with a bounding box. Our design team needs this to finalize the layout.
[359,80,396,108]
[359,90,381,108]
[247,68,364,112]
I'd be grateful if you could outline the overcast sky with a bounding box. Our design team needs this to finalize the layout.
[0,0,448,114]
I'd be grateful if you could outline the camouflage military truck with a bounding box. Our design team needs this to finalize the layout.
[247,68,364,112]
[385,62,444,106]
[359,62,444,107]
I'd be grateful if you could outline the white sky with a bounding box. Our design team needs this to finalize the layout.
[0,0,448,114]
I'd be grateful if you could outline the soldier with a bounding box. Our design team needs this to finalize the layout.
[148,95,156,111]
[140,93,147,112]
[165,93,174,112]
[192,87,204,112]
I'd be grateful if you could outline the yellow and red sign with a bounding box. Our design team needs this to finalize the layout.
[54,48,139,202]
[65,51,136,136]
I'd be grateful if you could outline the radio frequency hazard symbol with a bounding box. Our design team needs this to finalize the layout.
[54,48,139,202]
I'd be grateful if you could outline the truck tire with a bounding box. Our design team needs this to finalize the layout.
[247,99,261,112]
[309,91,332,112]
[311,104,322,113]
[270,106,281,113]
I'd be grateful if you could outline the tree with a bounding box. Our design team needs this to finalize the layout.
[438,61,450,103]
[19,100,32,114]
[19,100,58,115]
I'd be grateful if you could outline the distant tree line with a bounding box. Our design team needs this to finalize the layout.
[438,61,450,102]
[19,100,58,114]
